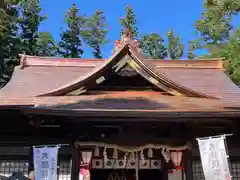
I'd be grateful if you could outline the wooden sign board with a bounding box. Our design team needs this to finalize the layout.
[91,159,161,169]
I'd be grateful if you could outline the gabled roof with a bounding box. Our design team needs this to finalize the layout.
[33,44,216,98]
[1,38,240,114]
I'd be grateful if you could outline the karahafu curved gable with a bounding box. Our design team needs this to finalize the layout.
[38,44,217,99]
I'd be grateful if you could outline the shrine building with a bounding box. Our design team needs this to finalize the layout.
[1,32,240,180]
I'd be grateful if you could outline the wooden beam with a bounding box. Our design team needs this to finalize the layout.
[28,147,34,174]
[161,159,169,180]
[21,107,240,120]
[71,145,80,180]
[184,148,194,180]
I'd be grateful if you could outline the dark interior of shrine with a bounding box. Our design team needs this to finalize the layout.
[0,108,238,146]
[91,169,163,180]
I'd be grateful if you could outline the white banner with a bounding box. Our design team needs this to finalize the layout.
[197,136,231,180]
[33,146,59,180]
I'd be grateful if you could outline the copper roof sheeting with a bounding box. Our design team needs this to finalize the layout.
[19,54,223,69]
[33,93,223,111]
[29,45,219,98]
[0,92,225,112]
[1,43,240,111]
[0,66,95,98]
[156,68,240,106]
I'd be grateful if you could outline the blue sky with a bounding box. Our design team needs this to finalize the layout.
[39,0,240,58]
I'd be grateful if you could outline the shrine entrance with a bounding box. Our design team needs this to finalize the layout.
[78,141,187,180]
[91,169,163,180]
[90,155,164,180]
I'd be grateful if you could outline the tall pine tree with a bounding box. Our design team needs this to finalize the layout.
[18,0,46,55]
[223,28,240,84]
[140,33,167,59]
[167,28,184,59]
[58,4,84,58]
[188,0,239,58]
[190,0,240,83]
[0,0,21,87]
[36,32,57,56]
[81,10,108,59]
[120,5,139,38]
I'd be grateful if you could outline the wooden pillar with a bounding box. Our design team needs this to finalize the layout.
[71,146,80,180]
[162,159,169,180]
[184,149,193,180]
[28,146,34,173]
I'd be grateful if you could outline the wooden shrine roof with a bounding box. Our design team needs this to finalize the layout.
[1,39,240,116]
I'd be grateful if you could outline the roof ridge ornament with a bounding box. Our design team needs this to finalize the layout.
[19,53,27,69]
[114,28,141,53]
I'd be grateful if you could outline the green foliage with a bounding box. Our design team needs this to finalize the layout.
[191,0,240,83]
[195,11,232,45]
[188,39,203,59]
[225,29,240,84]
[0,0,56,87]
[18,0,46,55]
[210,28,240,84]
[120,5,138,38]
[167,28,184,59]
[190,0,240,56]
[140,33,167,59]
[140,29,184,60]
[188,0,234,59]
[0,0,21,87]
[81,10,108,59]
[205,0,240,16]
[58,4,84,58]
[36,32,57,56]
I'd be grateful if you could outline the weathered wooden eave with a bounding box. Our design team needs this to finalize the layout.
[19,106,240,120]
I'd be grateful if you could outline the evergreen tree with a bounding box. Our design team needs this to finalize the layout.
[36,32,57,56]
[120,5,139,38]
[205,0,240,16]
[140,33,167,59]
[190,0,240,83]
[206,28,240,84]
[58,4,84,58]
[81,10,108,59]
[189,0,239,58]
[188,39,201,59]
[195,11,232,45]
[0,0,21,87]
[224,28,240,84]
[167,28,184,59]
[18,0,46,55]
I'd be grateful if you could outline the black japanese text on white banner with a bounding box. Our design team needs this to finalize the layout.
[33,146,59,180]
[197,135,231,180]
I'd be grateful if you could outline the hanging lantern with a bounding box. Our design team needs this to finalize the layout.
[80,168,90,180]
[81,150,92,168]
[80,151,92,180]
[170,151,183,170]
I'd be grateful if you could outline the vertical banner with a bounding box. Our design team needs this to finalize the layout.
[33,146,59,180]
[197,136,231,180]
